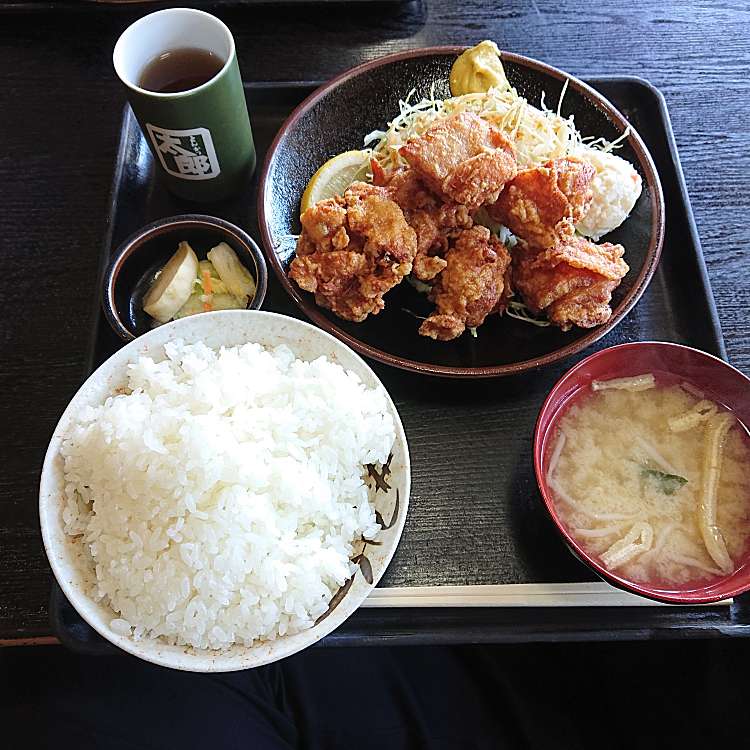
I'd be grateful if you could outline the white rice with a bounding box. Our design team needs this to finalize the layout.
[60,340,395,650]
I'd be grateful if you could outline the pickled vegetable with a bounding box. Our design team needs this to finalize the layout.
[207,242,256,306]
[142,241,199,323]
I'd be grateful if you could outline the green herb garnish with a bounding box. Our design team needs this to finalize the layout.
[641,466,688,496]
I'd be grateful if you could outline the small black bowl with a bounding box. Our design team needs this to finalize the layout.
[103,214,268,341]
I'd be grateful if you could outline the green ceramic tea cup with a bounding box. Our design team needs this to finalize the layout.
[113,8,255,202]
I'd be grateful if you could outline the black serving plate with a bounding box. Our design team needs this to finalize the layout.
[51,80,750,655]
[258,49,663,377]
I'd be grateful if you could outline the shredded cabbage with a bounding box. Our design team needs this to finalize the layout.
[505,300,551,327]
[365,76,627,174]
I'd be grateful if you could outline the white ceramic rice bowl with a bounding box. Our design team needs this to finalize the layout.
[39,310,410,671]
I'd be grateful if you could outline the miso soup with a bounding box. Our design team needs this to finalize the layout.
[547,373,750,586]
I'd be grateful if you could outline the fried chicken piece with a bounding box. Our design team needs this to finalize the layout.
[382,165,434,211]
[289,182,417,322]
[512,235,629,330]
[294,197,348,255]
[419,226,511,341]
[383,167,473,280]
[488,157,595,248]
[546,278,623,329]
[399,112,517,210]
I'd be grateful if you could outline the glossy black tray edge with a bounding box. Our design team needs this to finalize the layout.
[52,78,747,657]
[633,76,725,359]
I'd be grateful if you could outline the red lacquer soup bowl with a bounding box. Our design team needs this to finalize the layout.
[534,341,750,604]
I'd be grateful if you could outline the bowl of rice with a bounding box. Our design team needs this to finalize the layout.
[39,310,409,671]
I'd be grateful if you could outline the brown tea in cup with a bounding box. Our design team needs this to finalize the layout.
[138,48,225,94]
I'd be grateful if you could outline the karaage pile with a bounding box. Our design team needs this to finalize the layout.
[289,107,633,339]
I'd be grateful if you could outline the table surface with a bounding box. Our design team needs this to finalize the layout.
[1,0,748,642]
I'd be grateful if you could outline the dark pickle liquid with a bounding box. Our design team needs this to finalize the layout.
[138,48,225,93]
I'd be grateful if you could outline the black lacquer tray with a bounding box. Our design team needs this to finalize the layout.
[51,79,750,655]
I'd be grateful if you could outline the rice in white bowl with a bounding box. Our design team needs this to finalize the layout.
[60,339,395,650]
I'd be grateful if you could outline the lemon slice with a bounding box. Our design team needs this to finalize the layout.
[300,150,371,215]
